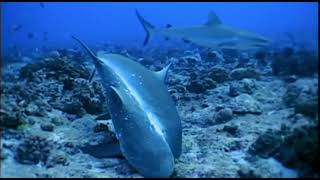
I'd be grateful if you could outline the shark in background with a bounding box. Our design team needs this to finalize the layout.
[136,10,271,51]
[72,36,182,178]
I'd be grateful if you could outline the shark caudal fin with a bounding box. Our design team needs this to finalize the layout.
[135,10,155,46]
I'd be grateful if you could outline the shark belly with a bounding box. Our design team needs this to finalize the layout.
[98,56,180,177]
[107,91,175,177]
[103,54,182,158]
[71,37,182,177]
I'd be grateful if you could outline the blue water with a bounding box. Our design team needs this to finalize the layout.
[1,2,319,178]
[2,2,318,52]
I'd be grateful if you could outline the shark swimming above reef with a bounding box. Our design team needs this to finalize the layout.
[136,10,271,51]
[72,36,182,178]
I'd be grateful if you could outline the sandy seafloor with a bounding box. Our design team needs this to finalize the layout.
[1,42,318,178]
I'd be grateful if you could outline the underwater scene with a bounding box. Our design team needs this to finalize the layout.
[1,2,319,178]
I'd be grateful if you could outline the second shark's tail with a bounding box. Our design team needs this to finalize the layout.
[135,10,155,46]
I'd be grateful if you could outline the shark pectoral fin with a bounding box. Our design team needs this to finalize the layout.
[220,46,238,50]
[110,86,128,107]
[251,43,268,48]
[71,35,97,60]
[217,41,237,47]
[205,11,222,26]
[71,36,105,66]
[155,63,172,82]
[88,68,96,83]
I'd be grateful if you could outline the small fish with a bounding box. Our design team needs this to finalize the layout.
[27,32,34,39]
[12,24,22,32]
[166,24,172,28]
[39,2,45,8]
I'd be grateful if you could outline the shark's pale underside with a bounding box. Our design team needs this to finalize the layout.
[72,36,182,178]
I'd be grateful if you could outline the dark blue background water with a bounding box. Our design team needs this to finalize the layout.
[2,2,318,52]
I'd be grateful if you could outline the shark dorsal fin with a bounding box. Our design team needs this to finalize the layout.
[155,63,172,82]
[205,11,222,26]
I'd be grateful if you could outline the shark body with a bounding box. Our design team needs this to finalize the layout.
[72,36,182,178]
[136,10,271,51]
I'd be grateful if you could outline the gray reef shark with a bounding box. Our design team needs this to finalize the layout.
[72,36,182,178]
[136,10,271,51]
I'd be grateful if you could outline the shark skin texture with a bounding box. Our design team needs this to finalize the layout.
[72,36,182,178]
[136,10,271,51]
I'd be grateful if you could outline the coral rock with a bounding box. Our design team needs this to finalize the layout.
[230,68,260,80]
[227,94,262,115]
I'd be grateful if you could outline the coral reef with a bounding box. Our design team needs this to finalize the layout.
[1,43,318,178]
[283,79,318,117]
[15,135,51,164]
[271,47,318,77]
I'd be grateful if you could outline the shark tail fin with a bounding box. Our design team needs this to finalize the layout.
[135,9,155,46]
